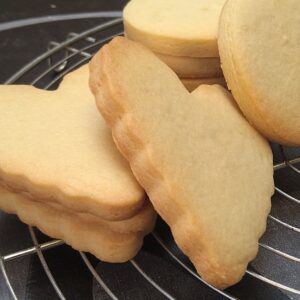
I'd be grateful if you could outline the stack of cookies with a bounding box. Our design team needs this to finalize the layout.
[1,0,298,292]
[123,0,227,92]
[0,65,156,263]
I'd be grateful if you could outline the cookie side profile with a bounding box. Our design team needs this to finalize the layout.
[124,0,226,57]
[0,186,142,262]
[41,199,156,235]
[181,77,226,92]
[218,0,300,145]
[79,200,155,234]
[90,37,274,288]
[155,53,223,78]
[0,65,145,221]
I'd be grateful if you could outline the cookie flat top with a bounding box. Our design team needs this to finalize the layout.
[218,0,300,145]
[0,65,144,220]
[90,37,274,288]
[124,0,226,57]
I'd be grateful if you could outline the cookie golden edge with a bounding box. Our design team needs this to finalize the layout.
[89,37,269,288]
[0,185,144,263]
[155,52,223,78]
[124,20,220,58]
[218,0,300,146]
[0,173,146,222]
[41,199,156,235]
[181,77,226,92]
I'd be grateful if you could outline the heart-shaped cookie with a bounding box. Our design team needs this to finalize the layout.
[0,64,157,262]
[0,65,145,221]
[90,37,274,288]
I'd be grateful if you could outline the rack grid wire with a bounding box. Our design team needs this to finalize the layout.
[0,18,299,300]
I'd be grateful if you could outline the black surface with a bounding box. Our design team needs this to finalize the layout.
[0,0,126,23]
[0,0,126,83]
[0,1,299,299]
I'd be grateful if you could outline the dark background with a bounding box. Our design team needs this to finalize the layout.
[0,0,126,83]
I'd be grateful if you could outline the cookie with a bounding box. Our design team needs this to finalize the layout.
[45,199,156,235]
[124,0,226,58]
[0,65,145,221]
[218,0,300,146]
[90,37,274,288]
[155,53,222,78]
[0,186,142,262]
[181,77,226,92]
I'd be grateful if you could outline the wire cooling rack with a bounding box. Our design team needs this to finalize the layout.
[0,18,299,300]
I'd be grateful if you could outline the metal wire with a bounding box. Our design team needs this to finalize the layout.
[79,252,118,300]
[275,187,300,205]
[268,215,300,233]
[286,162,300,174]
[246,270,300,296]
[273,157,300,171]
[152,232,238,300]
[280,146,300,174]
[0,17,299,300]
[259,243,300,263]
[0,258,18,300]
[28,227,66,300]
[130,259,176,300]
[4,18,122,84]
[3,240,64,262]
[153,232,300,296]
[34,32,123,86]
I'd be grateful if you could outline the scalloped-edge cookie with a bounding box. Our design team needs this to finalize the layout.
[0,186,143,262]
[90,37,274,288]
[218,0,300,146]
[0,65,146,221]
[47,200,156,235]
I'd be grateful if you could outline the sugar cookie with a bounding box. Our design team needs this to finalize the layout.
[0,186,142,262]
[181,77,226,92]
[0,65,145,221]
[155,53,222,78]
[90,37,274,288]
[218,0,300,145]
[124,0,226,58]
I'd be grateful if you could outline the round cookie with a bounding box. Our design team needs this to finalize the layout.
[155,52,223,78]
[218,0,300,146]
[124,0,226,58]
[181,77,227,92]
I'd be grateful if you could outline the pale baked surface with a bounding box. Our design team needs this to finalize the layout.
[218,0,300,146]
[0,186,142,262]
[181,77,226,92]
[124,0,226,57]
[0,65,145,221]
[90,37,274,288]
[40,199,156,235]
[156,53,222,78]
